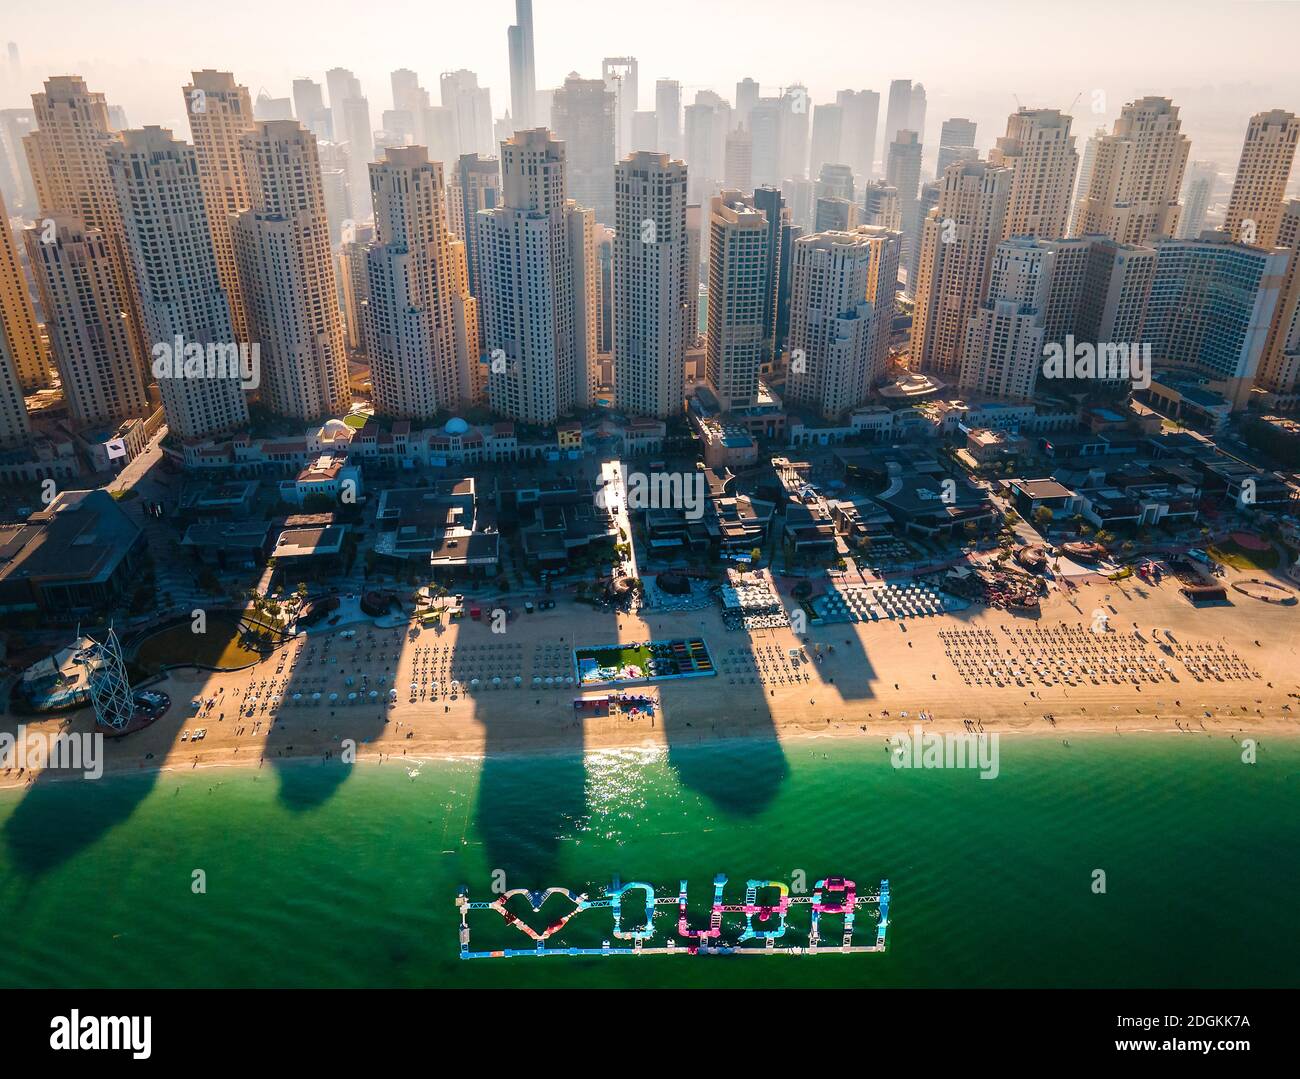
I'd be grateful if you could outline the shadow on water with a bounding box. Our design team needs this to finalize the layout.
[260,621,389,811]
[465,603,593,882]
[656,618,789,818]
[1,725,166,879]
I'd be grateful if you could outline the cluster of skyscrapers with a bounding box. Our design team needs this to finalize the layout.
[0,3,1298,470]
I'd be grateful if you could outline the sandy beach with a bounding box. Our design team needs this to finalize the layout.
[5,562,1300,790]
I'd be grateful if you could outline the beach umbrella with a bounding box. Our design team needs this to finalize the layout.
[329,692,339,702]
[347,692,357,703]
[492,676,501,685]
[369,690,378,700]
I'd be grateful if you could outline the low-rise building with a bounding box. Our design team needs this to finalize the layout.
[0,490,146,613]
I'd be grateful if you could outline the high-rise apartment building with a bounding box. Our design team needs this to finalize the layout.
[885,130,923,283]
[0,191,34,445]
[551,75,616,226]
[1258,200,1300,393]
[24,75,146,361]
[779,85,810,182]
[1177,161,1218,240]
[1224,110,1299,248]
[1073,97,1190,245]
[786,229,879,419]
[1068,126,1107,236]
[326,69,374,222]
[936,118,978,178]
[910,160,1013,377]
[0,188,48,390]
[706,191,770,410]
[477,130,593,424]
[613,151,689,419]
[363,147,479,420]
[988,108,1077,240]
[183,70,256,346]
[1146,233,1288,407]
[233,120,350,421]
[960,237,1053,400]
[24,215,149,427]
[862,180,902,232]
[338,222,373,354]
[107,127,250,441]
[448,153,500,351]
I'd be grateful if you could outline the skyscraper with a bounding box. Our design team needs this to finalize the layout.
[988,108,1077,241]
[809,103,843,182]
[602,57,639,160]
[551,75,616,226]
[363,147,479,419]
[1224,110,1299,248]
[326,68,374,221]
[448,152,500,350]
[724,127,752,191]
[183,70,256,346]
[613,151,689,419]
[24,215,149,428]
[753,185,800,361]
[478,129,593,423]
[1068,126,1107,236]
[836,89,880,182]
[684,91,730,205]
[960,237,1053,400]
[0,188,48,390]
[233,120,350,421]
[1258,200,1300,393]
[936,118,978,178]
[0,190,34,445]
[706,191,770,410]
[748,98,783,188]
[883,80,913,159]
[1146,233,1287,407]
[786,229,879,419]
[885,129,923,282]
[779,85,810,181]
[440,70,495,159]
[293,77,331,140]
[508,0,537,130]
[655,80,682,161]
[1073,97,1190,246]
[862,180,902,232]
[735,78,760,132]
[24,76,146,361]
[1177,161,1218,240]
[108,126,250,442]
[910,160,1013,377]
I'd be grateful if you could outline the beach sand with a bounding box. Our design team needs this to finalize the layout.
[4,564,1299,789]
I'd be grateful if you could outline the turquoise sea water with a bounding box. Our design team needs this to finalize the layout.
[1,734,1297,988]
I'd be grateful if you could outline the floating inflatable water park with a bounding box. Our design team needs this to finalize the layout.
[456,874,889,958]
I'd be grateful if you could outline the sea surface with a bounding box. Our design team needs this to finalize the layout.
[1,734,1297,988]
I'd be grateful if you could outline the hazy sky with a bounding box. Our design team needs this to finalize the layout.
[4,0,1299,165]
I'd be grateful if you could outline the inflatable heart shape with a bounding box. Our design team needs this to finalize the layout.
[492,887,587,941]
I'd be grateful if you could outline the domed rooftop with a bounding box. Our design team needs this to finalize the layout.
[320,417,350,439]
[444,416,470,435]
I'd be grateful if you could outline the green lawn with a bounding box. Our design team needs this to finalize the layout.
[576,644,652,671]
[1207,540,1280,571]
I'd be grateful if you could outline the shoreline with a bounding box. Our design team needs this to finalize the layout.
[6,563,1300,792]
[3,712,1296,793]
